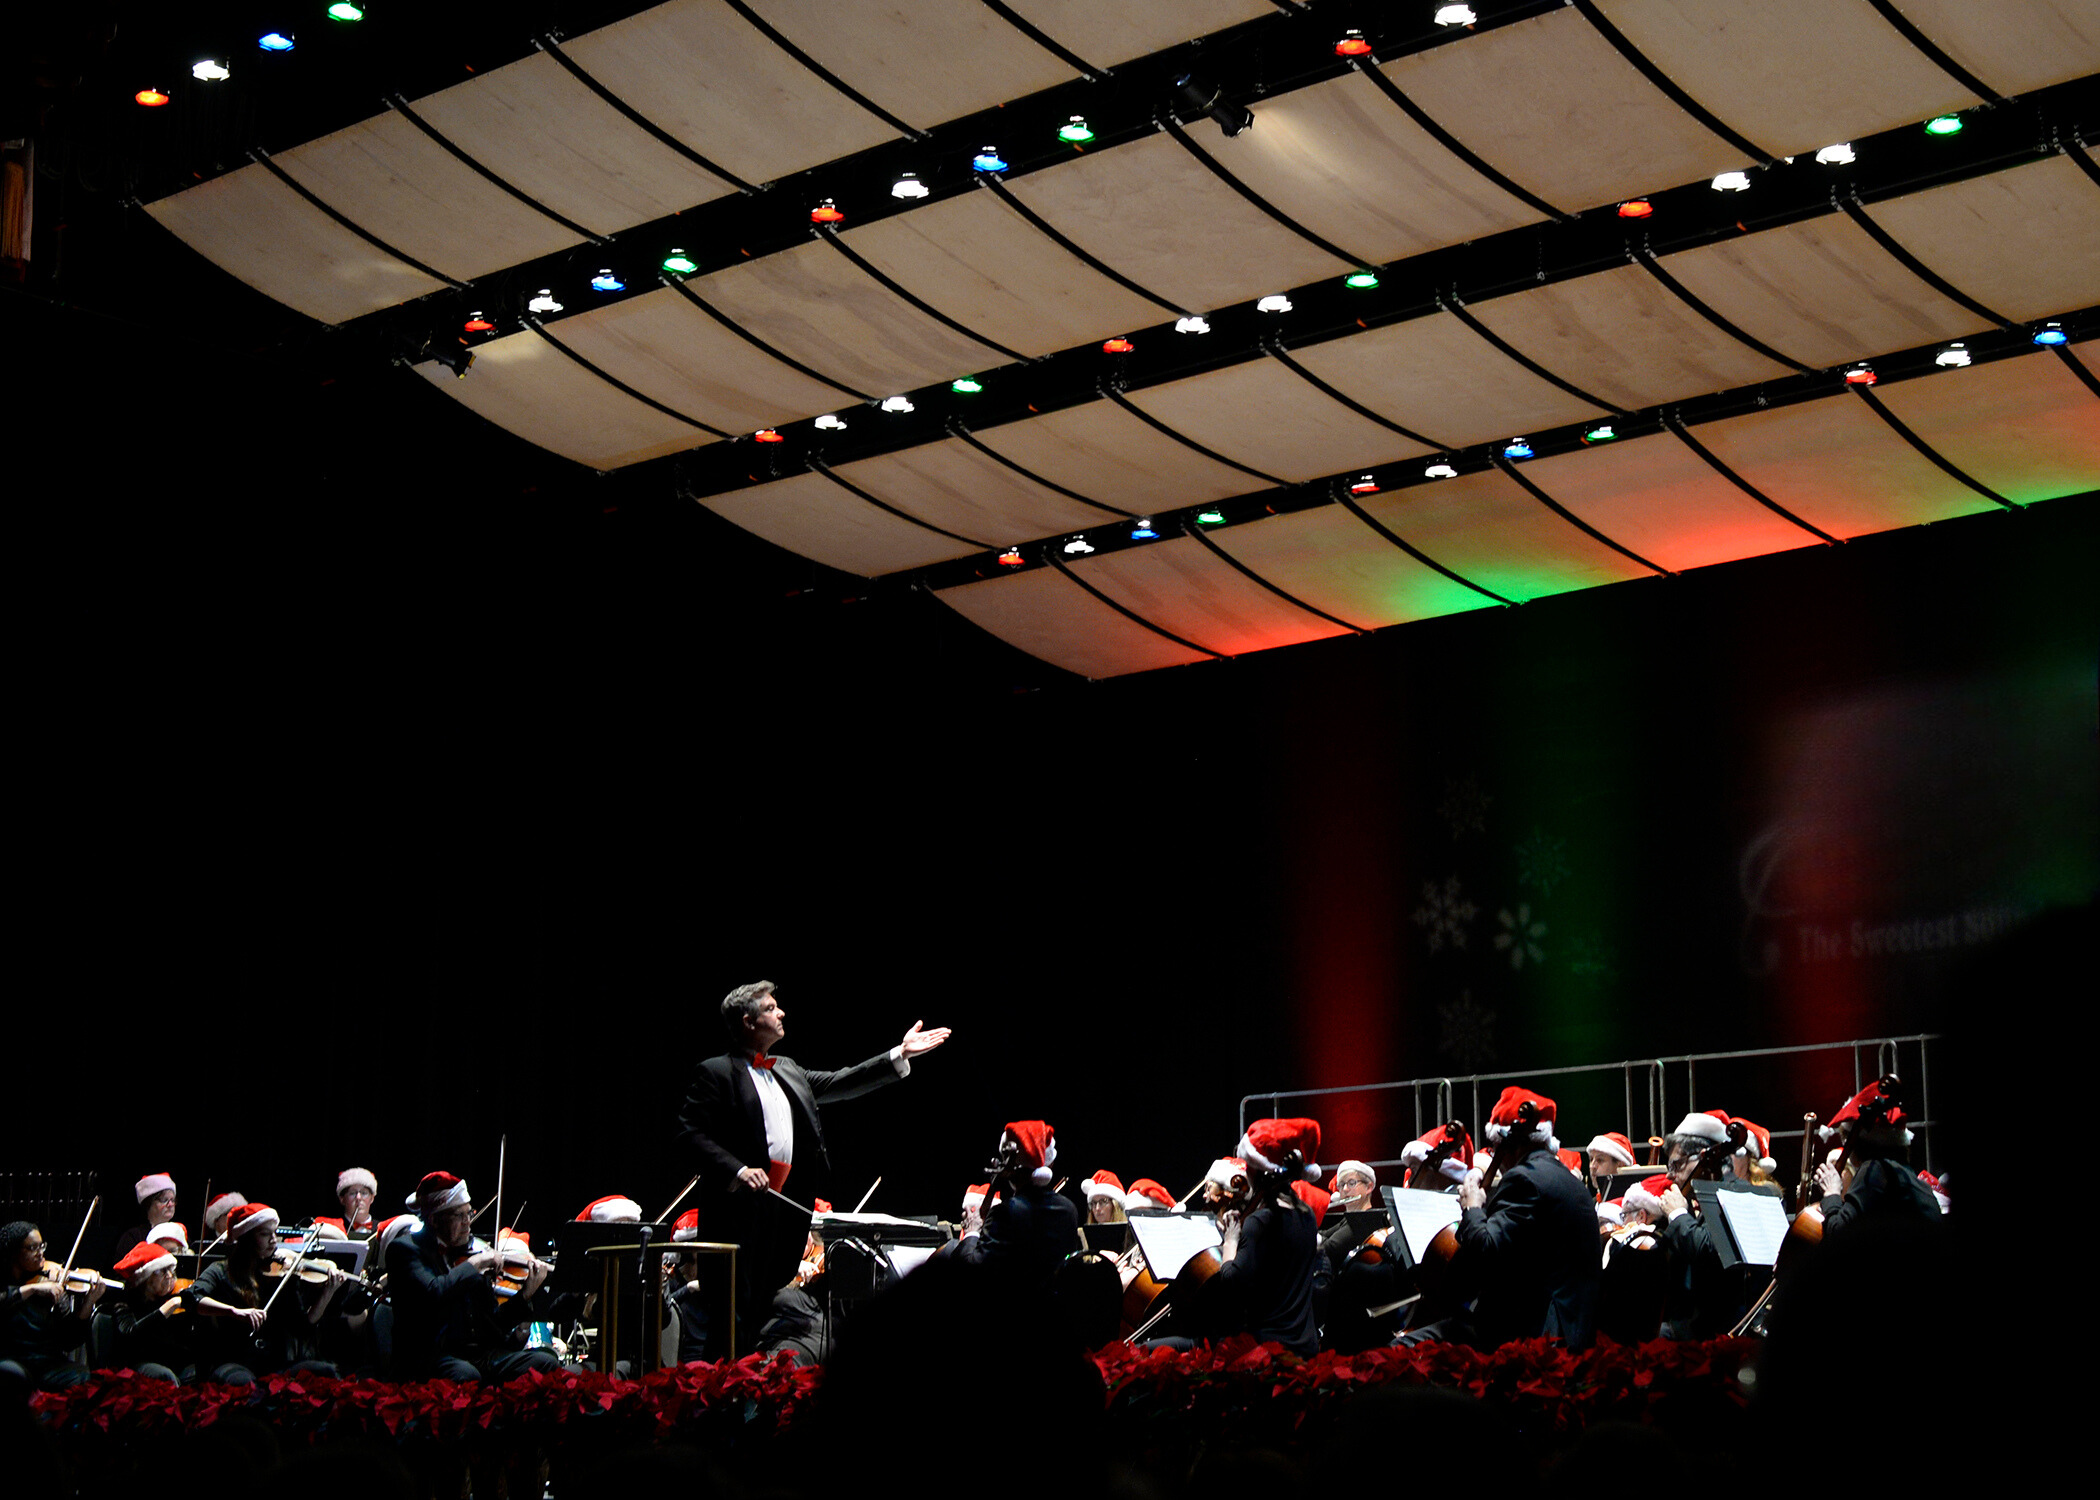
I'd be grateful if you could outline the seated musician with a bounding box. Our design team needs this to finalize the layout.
[1318,1160,1379,1263]
[1199,1119,1325,1358]
[1452,1088,1599,1350]
[112,1172,180,1258]
[1124,1179,1175,1213]
[314,1168,379,1241]
[1083,1172,1128,1224]
[956,1121,1079,1287]
[1810,1080,1940,1237]
[1584,1132,1639,1195]
[1653,1111,1747,1339]
[1729,1119,1782,1188]
[186,1203,344,1383]
[388,1172,556,1383]
[98,1241,195,1382]
[0,1220,102,1394]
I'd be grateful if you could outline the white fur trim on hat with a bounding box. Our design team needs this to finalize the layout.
[1205,1157,1246,1189]
[1672,1112,1730,1144]
[417,1174,471,1213]
[135,1173,176,1204]
[1235,1132,1321,1181]
[1082,1176,1123,1201]
[1334,1160,1377,1187]
[375,1215,421,1260]
[1400,1140,1431,1166]
[145,1222,189,1249]
[1622,1181,1667,1219]
[1585,1135,1638,1169]
[1595,1200,1625,1227]
[1482,1122,1560,1151]
[123,1248,177,1285]
[582,1196,642,1224]
[337,1168,378,1196]
[204,1192,247,1235]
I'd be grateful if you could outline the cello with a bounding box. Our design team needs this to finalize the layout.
[1411,1099,1546,1310]
[1116,1164,1238,1342]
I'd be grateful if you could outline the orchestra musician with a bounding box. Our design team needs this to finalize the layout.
[97,1240,196,1382]
[185,1202,344,1383]
[1124,1179,1175,1212]
[314,1168,379,1241]
[674,980,949,1353]
[1196,1119,1325,1358]
[956,1121,1078,1287]
[387,1172,557,1382]
[1810,1080,1941,1236]
[1584,1132,1640,1194]
[112,1172,180,1259]
[1654,1110,1747,1339]
[203,1192,247,1243]
[1451,1088,1600,1351]
[1082,1172,1128,1224]
[0,1220,101,1394]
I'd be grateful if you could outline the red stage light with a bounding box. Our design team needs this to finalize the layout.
[997,548,1024,567]
[1334,32,1373,57]
[754,428,785,443]
[1350,478,1379,495]
[810,200,845,225]
[1102,337,1134,353]
[463,314,495,332]
[135,88,171,107]
[1617,199,1653,219]
[1843,365,1877,386]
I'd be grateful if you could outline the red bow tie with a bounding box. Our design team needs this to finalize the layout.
[749,1055,776,1071]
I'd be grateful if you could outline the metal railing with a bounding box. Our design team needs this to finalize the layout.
[1238,1033,1940,1177]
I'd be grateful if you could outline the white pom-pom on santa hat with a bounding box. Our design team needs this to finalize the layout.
[1082,1170,1125,1202]
[1236,1118,1323,1180]
[135,1172,176,1204]
[115,1242,177,1287]
[1482,1087,1559,1151]
[337,1167,378,1197]
[577,1195,642,1224]
[999,1121,1057,1185]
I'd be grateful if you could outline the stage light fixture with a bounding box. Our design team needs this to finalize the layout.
[1582,423,1617,444]
[1924,114,1963,136]
[973,147,1009,173]
[1435,5,1478,24]
[428,343,473,378]
[258,32,294,51]
[327,2,365,19]
[2033,322,2068,346]
[1196,509,1226,525]
[1934,342,1971,368]
[1349,475,1379,496]
[754,428,784,443]
[1815,142,1855,165]
[661,249,697,274]
[1843,363,1876,385]
[881,395,915,413]
[590,269,624,292]
[1424,461,1458,479]
[810,198,845,225]
[1344,270,1380,290]
[1102,337,1135,353]
[1130,519,1158,540]
[1710,171,1751,193]
[815,414,848,431]
[135,88,171,107]
[527,289,562,313]
[998,547,1025,567]
[1503,438,1534,459]
[1257,294,1293,313]
[463,312,495,333]
[1175,316,1211,334]
[951,376,984,394]
[890,172,929,199]
[1335,31,1373,58]
[192,59,230,81]
[1063,538,1095,555]
[1175,75,1253,137]
[1617,199,1653,219]
[1058,116,1095,144]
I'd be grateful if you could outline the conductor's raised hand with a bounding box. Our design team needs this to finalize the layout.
[900,1019,952,1058]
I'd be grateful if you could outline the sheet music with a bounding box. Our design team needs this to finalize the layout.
[1388,1188,1464,1264]
[883,1244,939,1278]
[1716,1191,1789,1267]
[1127,1213,1223,1280]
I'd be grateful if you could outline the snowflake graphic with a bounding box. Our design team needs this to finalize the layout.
[1494,904,1548,969]
[1438,990,1498,1070]
[1516,826,1569,895]
[1563,931,1617,989]
[1437,775,1492,841]
[1412,875,1479,953]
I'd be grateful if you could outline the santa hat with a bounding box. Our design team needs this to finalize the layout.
[962,1183,990,1212]
[1585,1132,1639,1170]
[1290,1179,1332,1216]
[145,1222,190,1250]
[1484,1087,1559,1151]
[1623,1175,1671,1220]
[204,1192,247,1236]
[1329,1160,1378,1191]
[1124,1178,1175,1211]
[116,1241,177,1286]
[1821,1080,1911,1144]
[1596,1199,1626,1227]
[135,1172,177,1204]
[311,1217,351,1241]
[1730,1118,1778,1172]
[1204,1157,1247,1190]
[1082,1170,1126,1202]
[1402,1124,1477,1186]
[1671,1110,1732,1144]
[1556,1148,1585,1177]
[416,1172,471,1213]
[576,1195,642,1224]
[336,1168,377,1197]
[374,1215,420,1260]
[672,1209,700,1243]
[1237,1118,1323,1179]
[999,1121,1058,1184]
[813,1198,833,1214]
[226,1202,281,1243]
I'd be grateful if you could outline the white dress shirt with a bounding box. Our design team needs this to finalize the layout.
[746,1046,910,1166]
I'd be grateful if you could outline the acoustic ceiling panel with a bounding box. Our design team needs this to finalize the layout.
[702,469,980,576]
[1379,8,1743,214]
[1467,263,1796,413]
[690,238,1013,396]
[1291,313,1609,450]
[1002,0,1275,67]
[532,287,855,433]
[274,113,583,282]
[1658,214,1988,369]
[562,0,896,183]
[1006,131,1354,314]
[1068,536,1351,655]
[404,53,731,237]
[1182,70,1544,266]
[1593,0,1978,160]
[831,438,1124,542]
[145,164,448,327]
[1872,350,2100,506]
[1353,469,1657,601]
[973,399,1267,513]
[937,566,1212,678]
[1888,0,2100,97]
[743,0,1074,131]
[414,332,715,471]
[1205,505,1501,629]
[1865,155,2100,324]
[837,189,1168,358]
[1689,391,2002,537]
[1518,430,1823,572]
[1122,358,1432,483]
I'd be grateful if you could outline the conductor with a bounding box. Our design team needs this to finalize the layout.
[675,980,950,1351]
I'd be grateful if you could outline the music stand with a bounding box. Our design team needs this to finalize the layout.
[1689,1181,1785,1271]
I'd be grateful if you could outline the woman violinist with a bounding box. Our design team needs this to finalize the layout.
[0,1220,104,1394]
[96,1240,197,1382]
[186,1203,346,1383]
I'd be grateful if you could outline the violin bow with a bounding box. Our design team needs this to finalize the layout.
[852,1177,880,1213]
[58,1194,99,1285]
[657,1175,701,1225]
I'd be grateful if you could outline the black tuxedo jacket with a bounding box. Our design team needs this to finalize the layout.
[675,1049,903,1203]
[1456,1146,1601,1349]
